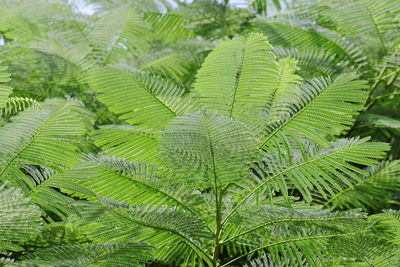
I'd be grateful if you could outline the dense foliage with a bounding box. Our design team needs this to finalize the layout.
[0,0,399,266]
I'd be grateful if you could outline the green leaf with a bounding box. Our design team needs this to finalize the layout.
[260,74,368,148]
[0,183,42,254]
[194,33,282,121]
[88,68,193,132]
[0,99,92,189]
[161,112,258,188]
[0,63,13,110]
[16,242,153,267]
[322,161,400,211]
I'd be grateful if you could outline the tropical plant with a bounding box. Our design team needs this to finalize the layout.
[0,0,399,266]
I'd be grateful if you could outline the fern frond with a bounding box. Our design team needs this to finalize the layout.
[194,33,282,122]
[0,63,13,109]
[21,165,94,218]
[0,99,92,190]
[328,233,398,267]
[87,67,194,131]
[88,6,148,65]
[0,183,42,254]
[224,137,389,224]
[93,125,160,163]
[252,18,368,69]
[161,112,258,188]
[30,30,94,71]
[74,200,213,265]
[223,206,366,245]
[16,242,153,267]
[273,47,350,78]
[222,226,366,267]
[0,8,35,42]
[321,0,400,52]
[0,97,40,117]
[369,209,400,245]
[260,74,368,147]
[139,52,193,85]
[321,160,400,211]
[73,155,206,215]
[144,12,194,44]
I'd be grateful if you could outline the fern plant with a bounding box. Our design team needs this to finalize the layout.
[23,32,392,266]
[0,1,399,266]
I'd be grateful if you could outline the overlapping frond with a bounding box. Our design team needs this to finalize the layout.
[161,112,258,188]
[139,52,193,85]
[74,199,213,265]
[224,206,366,246]
[0,97,40,117]
[264,57,302,114]
[87,67,193,132]
[0,8,35,42]
[144,12,194,44]
[0,99,92,190]
[225,206,370,266]
[252,18,368,70]
[194,33,282,121]
[72,155,205,215]
[0,63,13,109]
[0,183,42,254]
[328,233,399,267]
[273,47,350,78]
[222,223,367,267]
[22,165,94,218]
[15,242,153,267]
[88,6,148,65]
[30,30,94,71]
[321,160,400,211]
[260,74,368,148]
[369,209,400,245]
[320,0,400,52]
[238,137,389,206]
[93,125,160,163]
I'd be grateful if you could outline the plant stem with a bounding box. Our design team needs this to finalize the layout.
[212,190,222,267]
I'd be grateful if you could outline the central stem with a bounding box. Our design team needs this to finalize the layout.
[213,188,222,267]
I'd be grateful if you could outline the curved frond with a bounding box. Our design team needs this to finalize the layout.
[0,63,13,109]
[87,67,193,132]
[321,160,400,211]
[22,165,94,218]
[252,18,368,69]
[161,112,258,188]
[93,125,160,163]
[89,6,148,65]
[260,74,368,148]
[30,30,94,71]
[144,12,194,44]
[194,33,282,121]
[322,0,400,52]
[74,199,213,265]
[273,47,350,78]
[328,233,398,267]
[369,209,400,245]
[0,99,92,189]
[73,155,205,215]
[0,183,42,254]
[0,8,35,42]
[0,97,40,117]
[224,138,389,224]
[16,242,153,267]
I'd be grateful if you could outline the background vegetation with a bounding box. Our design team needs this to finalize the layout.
[0,0,399,266]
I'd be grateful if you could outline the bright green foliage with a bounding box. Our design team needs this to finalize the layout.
[0,184,42,254]
[0,0,399,266]
[87,68,192,131]
[0,63,12,109]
